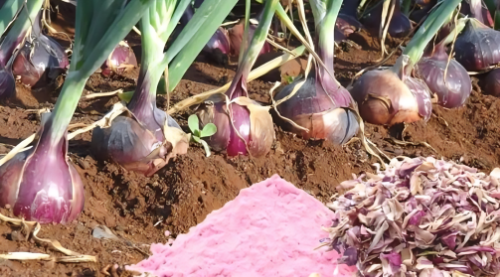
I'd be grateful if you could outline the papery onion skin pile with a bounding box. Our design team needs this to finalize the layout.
[326,156,500,277]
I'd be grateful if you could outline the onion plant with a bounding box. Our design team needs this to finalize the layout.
[350,0,462,126]
[273,0,359,144]
[0,0,155,224]
[92,0,239,175]
[193,0,278,157]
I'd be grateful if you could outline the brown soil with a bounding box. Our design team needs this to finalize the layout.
[1,11,500,277]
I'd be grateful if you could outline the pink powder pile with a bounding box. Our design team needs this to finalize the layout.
[128,175,357,277]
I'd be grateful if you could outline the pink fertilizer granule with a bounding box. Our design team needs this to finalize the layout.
[128,175,357,277]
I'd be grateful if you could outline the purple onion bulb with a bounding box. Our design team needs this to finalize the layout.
[0,66,15,100]
[12,34,69,89]
[197,95,274,157]
[228,23,272,57]
[203,27,231,65]
[481,68,500,97]
[0,120,84,224]
[101,41,138,77]
[350,69,432,126]
[335,13,362,42]
[361,1,411,38]
[274,71,359,144]
[454,21,500,71]
[414,46,471,108]
[91,109,182,177]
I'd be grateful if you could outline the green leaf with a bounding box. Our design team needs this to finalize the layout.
[200,140,212,157]
[200,123,217,138]
[484,0,496,23]
[157,76,167,95]
[192,135,201,143]
[495,12,500,31]
[49,0,154,142]
[167,0,238,91]
[188,114,200,133]
[164,0,192,39]
[0,0,23,35]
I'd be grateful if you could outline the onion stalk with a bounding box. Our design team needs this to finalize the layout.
[350,0,462,126]
[272,0,359,144]
[196,0,278,157]
[0,0,155,223]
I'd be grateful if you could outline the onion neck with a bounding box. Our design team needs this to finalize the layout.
[317,0,341,79]
[315,0,352,107]
[401,0,462,75]
[225,0,278,99]
[47,73,87,144]
[35,116,67,160]
[128,15,166,122]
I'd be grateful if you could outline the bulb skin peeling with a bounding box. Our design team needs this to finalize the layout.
[274,73,359,144]
[350,69,432,126]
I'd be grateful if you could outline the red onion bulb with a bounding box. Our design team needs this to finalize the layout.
[361,1,411,38]
[481,68,500,97]
[12,32,69,89]
[0,120,84,224]
[197,94,275,157]
[414,45,471,108]
[274,70,359,144]
[92,73,188,176]
[101,41,138,77]
[203,27,231,65]
[350,69,432,125]
[454,20,500,71]
[228,23,272,57]
[0,66,15,100]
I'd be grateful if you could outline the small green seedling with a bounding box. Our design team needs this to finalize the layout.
[283,75,296,85]
[188,114,217,157]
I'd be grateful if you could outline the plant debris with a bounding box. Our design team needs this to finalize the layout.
[325,157,500,277]
[0,213,97,263]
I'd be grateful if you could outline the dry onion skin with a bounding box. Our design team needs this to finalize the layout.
[325,157,500,277]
